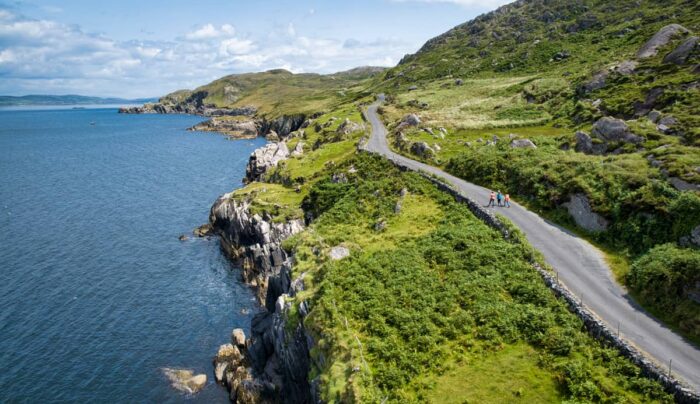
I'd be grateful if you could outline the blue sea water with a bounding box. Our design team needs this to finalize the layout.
[0,108,266,402]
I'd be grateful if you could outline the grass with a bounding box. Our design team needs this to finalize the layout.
[231,182,304,222]
[422,343,563,403]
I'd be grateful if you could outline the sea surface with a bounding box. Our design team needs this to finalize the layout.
[0,107,266,402]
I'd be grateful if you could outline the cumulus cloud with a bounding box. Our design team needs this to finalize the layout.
[0,9,408,97]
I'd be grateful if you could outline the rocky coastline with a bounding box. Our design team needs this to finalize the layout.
[205,142,316,403]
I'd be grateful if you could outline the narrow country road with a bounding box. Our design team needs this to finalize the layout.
[363,96,700,393]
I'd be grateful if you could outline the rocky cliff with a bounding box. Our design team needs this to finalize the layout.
[209,189,315,403]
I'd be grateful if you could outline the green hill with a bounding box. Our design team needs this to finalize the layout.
[156,67,384,117]
[372,0,700,342]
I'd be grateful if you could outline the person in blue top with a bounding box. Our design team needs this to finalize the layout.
[496,190,504,207]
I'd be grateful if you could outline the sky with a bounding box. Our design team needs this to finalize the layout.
[0,0,512,98]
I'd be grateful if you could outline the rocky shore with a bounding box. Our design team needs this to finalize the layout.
[205,143,316,403]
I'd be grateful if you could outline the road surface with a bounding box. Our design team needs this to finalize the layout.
[363,96,700,392]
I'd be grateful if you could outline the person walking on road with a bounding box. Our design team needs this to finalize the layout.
[497,190,504,207]
[504,193,511,208]
[487,191,496,207]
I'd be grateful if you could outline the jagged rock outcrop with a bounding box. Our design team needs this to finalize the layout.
[664,36,698,65]
[574,131,607,155]
[119,103,257,117]
[245,142,290,183]
[591,117,642,144]
[209,192,313,403]
[562,194,609,233]
[410,141,435,159]
[190,119,259,139]
[336,118,363,135]
[636,24,689,59]
[260,115,306,139]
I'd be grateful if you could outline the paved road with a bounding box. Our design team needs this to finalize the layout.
[364,96,700,392]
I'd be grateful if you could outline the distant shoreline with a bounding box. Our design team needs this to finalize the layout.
[0,104,144,112]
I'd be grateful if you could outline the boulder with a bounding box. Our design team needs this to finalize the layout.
[510,139,537,148]
[562,194,609,233]
[668,177,700,192]
[591,117,642,144]
[336,118,363,135]
[455,79,463,86]
[329,246,350,260]
[400,113,421,126]
[408,85,418,91]
[614,60,638,75]
[291,141,304,157]
[647,110,662,123]
[633,87,665,116]
[231,329,246,348]
[178,234,189,241]
[581,71,609,93]
[410,141,435,159]
[636,24,689,59]
[663,36,698,65]
[162,368,208,394]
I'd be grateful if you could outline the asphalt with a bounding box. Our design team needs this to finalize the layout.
[363,96,700,392]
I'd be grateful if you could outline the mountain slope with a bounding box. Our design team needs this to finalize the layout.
[155,67,383,117]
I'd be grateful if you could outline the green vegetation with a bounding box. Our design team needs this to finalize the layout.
[159,68,382,117]
[281,154,670,402]
[373,0,700,340]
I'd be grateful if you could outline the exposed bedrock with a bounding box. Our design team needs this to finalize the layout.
[209,192,314,403]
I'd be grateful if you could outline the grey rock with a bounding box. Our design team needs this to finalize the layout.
[291,141,304,157]
[615,60,638,75]
[663,36,698,65]
[668,177,700,192]
[510,139,537,148]
[410,141,435,159]
[400,113,421,126]
[329,246,350,260]
[591,117,643,144]
[162,368,207,394]
[658,115,678,127]
[691,225,700,247]
[336,118,363,135]
[245,142,290,182]
[455,79,463,85]
[231,329,246,348]
[581,70,609,93]
[562,194,609,232]
[408,85,418,91]
[637,24,689,59]
[265,130,280,142]
[178,234,189,241]
[648,110,662,123]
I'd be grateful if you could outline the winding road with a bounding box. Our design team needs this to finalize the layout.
[363,96,700,393]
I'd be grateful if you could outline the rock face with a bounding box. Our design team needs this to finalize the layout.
[336,118,363,135]
[562,194,609,233]
[614,60,638,75]
[209,192,313,403]
[162,368,208,394]
[637,24,689,59]
[190,119,259,139]
[510,139,537,148]
[245,142,290,183]
[591,117,643,144]
[410,141,435,159]
[663,36,698,65]
[260,115,306,139]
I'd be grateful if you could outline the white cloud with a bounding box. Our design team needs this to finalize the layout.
[0,10,408,98]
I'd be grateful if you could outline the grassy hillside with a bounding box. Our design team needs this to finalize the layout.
[224,102,671,402]
[371,0,700,341]
[158,67,382,117]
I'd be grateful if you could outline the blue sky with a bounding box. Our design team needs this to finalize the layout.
[0,0,511,97]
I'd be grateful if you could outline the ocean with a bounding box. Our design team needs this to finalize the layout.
[0,107,266,402]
